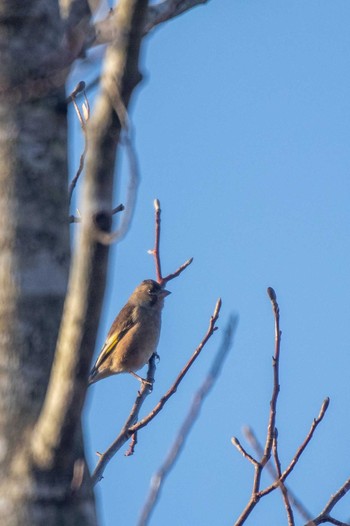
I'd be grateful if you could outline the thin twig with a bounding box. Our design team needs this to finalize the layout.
[305,477,350,526]
[259,398,330,498]
[129,299,221,434]
[262,287,282,467]
[138,316,238,526]
[69,203,124,224]
[234,289,331,525]
[144,0,209,34]
[91,299,222,484]
[307,517,349,526]
[320,477,350,518]
[231,437,259,467]
[272,429,294,526]
[234,288,283,525]
[148,198,193,285]
[150,199,162,283]
[125,430,138,457]
[243,426,313,521]
[92,0,209,48]
[95,124,140,245]
[68,82,90,205]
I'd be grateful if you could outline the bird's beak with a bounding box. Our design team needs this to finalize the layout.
[160,289,171,297]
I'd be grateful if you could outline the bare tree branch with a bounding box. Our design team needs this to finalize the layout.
[148,198,193,285]
[243,426,313,522]
[233,289,330,525]
[91,298,222,484]
[272,429,294,526]
[260,399,330,497]
[69,82,90,205]
[138,315,238,526]
[305,476,350,526]
[233,287,283,525]
[231,437,259,467]
[144,0,209,34]
[69,203,125,224]
[262,286,282,467]
[59,0,92,57]
[94,122,140,245]
[92,0,209,47]
[31,0,149,472]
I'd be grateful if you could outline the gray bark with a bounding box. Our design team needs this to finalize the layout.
[0,1,96,524]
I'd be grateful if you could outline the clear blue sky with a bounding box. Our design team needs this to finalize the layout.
[69,1,350,524]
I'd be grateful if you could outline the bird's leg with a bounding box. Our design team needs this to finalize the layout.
[129,371,153,386]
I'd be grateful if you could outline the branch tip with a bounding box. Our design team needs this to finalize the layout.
[154,198,160,211]
[213,298,222,318]
[322,397,330,411]
[267,287,276,301]
[68,80,86,101]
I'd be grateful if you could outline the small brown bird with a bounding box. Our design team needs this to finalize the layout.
[88,279,171,385]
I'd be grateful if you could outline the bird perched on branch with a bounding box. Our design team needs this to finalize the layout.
[88,279,171,385]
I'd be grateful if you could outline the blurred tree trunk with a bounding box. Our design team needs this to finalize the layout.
[0,1,96,524]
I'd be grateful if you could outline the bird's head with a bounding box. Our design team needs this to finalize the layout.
[132,279,171,308]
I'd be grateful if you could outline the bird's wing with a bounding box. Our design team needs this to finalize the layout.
[90,303,136,373]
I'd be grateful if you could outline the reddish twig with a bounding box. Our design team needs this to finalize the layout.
[138,315,237,526]
[148,199,193,285]
[150,199,162,283]
[125,431,138,457]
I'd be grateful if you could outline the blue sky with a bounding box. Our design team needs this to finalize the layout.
[69,1,350,524]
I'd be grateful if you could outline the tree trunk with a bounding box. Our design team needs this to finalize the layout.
[0,2,96,524]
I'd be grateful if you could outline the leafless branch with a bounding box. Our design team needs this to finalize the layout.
[305,477,350,525]
[148,198,193,285]
[144,0,209,34]
[68,82,90,205]
[93,0,209,47]
[31,0,148,472]
[125,430,138,457]
[138,315,238,526]
[69,203,125,223]
[243,426,313,522]
[231,437,259,467]
[260,398,330,497]
[95,122,140,245]
[60,0,93,58]
[263,286,282,467]
[233,287,283,524]
[131,298,221,433]
[272,429,294,526]
[233,288,330,525]
[91,298,222,484]
[319,478,350,520]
